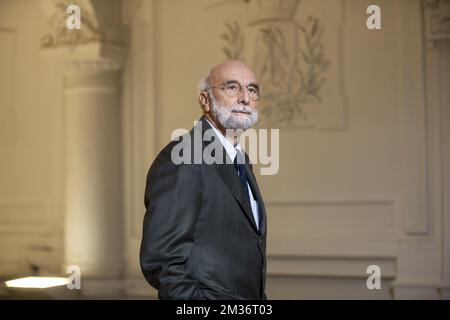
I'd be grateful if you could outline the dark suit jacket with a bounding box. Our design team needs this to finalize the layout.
[140,116,267,300]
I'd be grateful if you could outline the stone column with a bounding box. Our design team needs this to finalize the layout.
[44,44,127,297]
[38,0,128,298]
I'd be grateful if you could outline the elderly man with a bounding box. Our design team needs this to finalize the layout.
[140,60,267,300]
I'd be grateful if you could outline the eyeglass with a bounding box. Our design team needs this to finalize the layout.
[207,80,261,101]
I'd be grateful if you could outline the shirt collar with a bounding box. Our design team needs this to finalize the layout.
[205,117,242,161]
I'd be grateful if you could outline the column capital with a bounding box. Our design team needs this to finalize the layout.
[38,0,128,72]
[42,43,127,73]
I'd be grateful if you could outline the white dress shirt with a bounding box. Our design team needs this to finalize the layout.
[205,118,260,229]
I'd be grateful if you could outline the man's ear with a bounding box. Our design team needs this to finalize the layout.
[199,92,210,113]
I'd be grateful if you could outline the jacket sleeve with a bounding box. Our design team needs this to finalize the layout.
[139,153,204,300]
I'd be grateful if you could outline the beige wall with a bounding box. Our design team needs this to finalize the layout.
[0,0,63,276]
[0,0,449,299]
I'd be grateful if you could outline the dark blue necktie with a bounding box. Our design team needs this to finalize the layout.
[234,150,262,231]
[234,150,261,230]
[233,151,251,206]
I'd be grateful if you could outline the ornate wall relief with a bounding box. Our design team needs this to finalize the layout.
[207,0,347,129]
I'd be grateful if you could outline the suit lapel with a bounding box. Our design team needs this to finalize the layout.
[198,116,260,233]
[214,163,259,233]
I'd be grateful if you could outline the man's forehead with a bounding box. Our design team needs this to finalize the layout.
[210,63,257,84]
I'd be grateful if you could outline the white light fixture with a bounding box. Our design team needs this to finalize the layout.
[5,276,69,289]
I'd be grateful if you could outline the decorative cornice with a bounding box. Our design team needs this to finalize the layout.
[41,43,127,73]
[40,0,103,48]
[39,1,128,72]
[39,0,128,49]
[61,58,122,73]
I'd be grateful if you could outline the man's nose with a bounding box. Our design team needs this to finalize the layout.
[237,87,250,105]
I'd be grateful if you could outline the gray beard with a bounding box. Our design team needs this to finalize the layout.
[210,95,258,130]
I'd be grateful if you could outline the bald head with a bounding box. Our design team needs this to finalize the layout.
[207,60,257,88]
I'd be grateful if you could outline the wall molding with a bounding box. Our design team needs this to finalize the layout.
[0,202,48,233]
[396,0,430,236]
[392,281,442,299]
[0,28,16,146]
[422,0,450,292]
[265,199,397,256]
[267,255,396,279]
